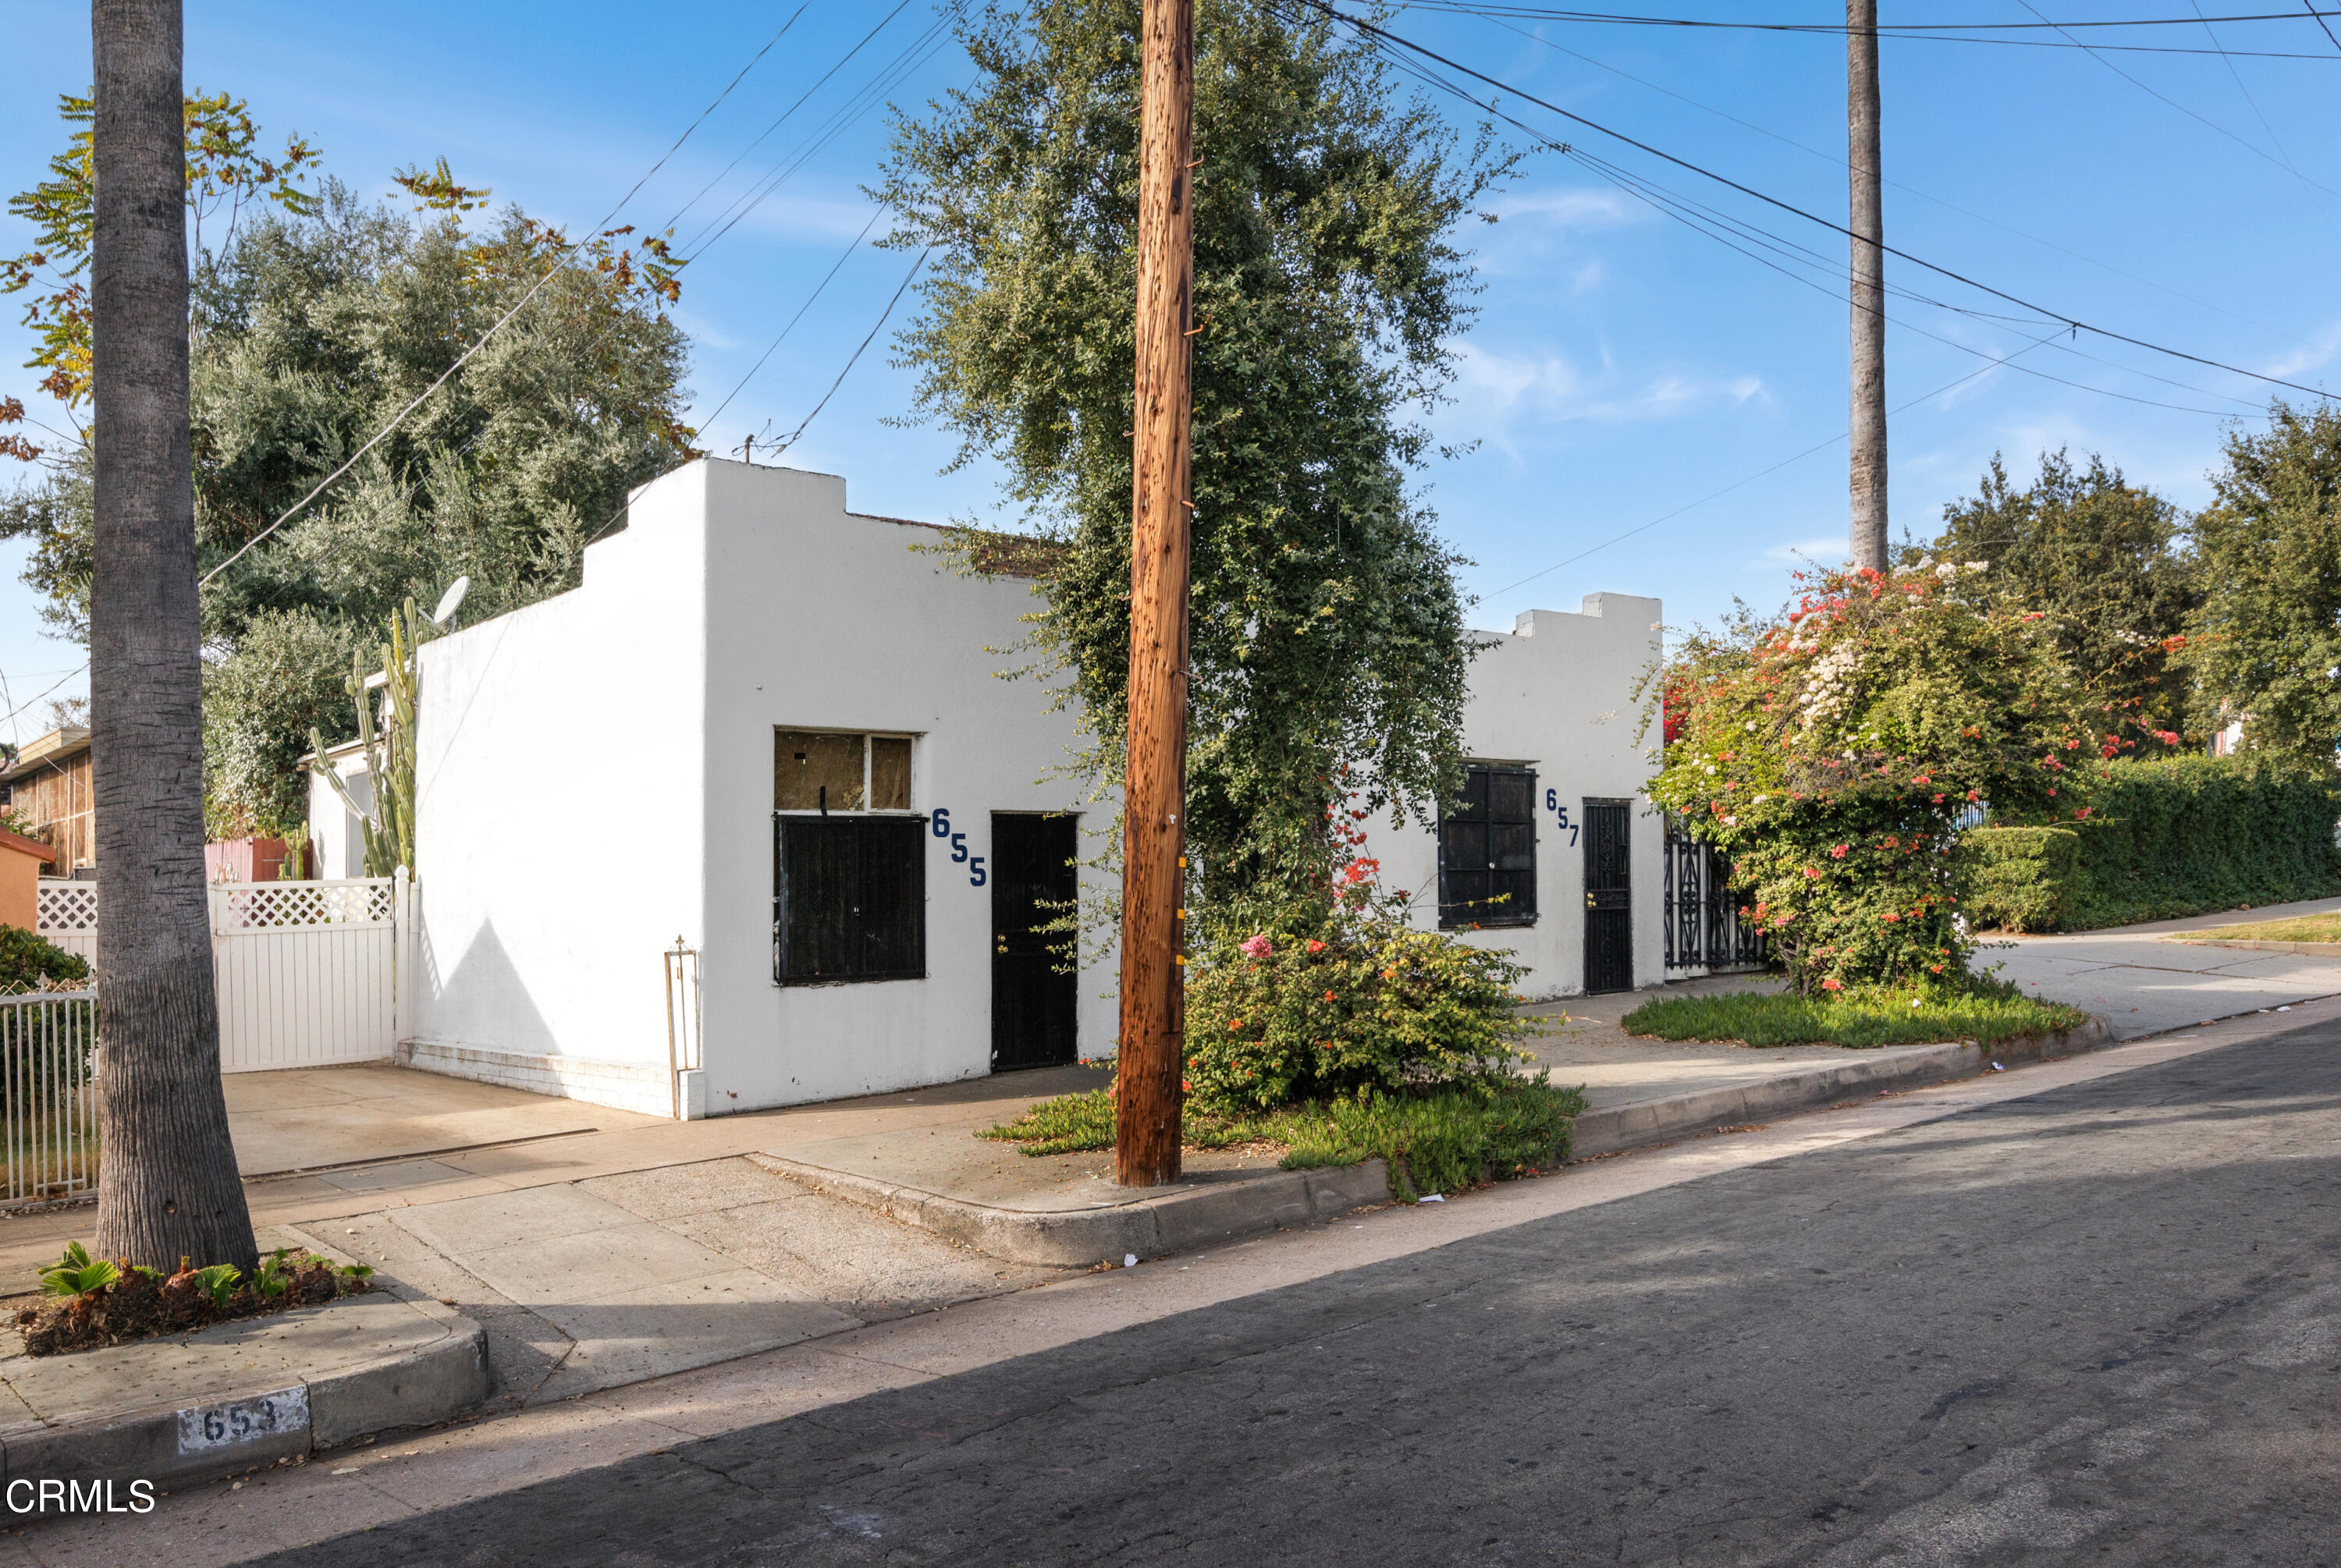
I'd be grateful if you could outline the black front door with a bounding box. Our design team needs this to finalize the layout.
[1583,799,1634,995]
[991,813,1078,1071]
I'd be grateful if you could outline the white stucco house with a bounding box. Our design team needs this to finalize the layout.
[323,458,1721,1119]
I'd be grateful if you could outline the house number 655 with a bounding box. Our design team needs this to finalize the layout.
[930,807,987,887]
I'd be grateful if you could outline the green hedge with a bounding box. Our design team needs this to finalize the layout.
[1963,826,2081,933]
[1970,757,2341,931]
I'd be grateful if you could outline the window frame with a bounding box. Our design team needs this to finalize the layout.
[773,728,917,814]
[773,814,928,986]
[1436,763,1540,931]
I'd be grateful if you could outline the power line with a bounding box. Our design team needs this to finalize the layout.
[1444,1,2328,357]
[1296,0,2339,403]
[1486,328,2075,599]
[1404,2,2341,56]
[1399,5,2341,33]
[2308,0,2341,51]
[2005,0,2341,198]
[766,249,929,458]
[695,209,886,431]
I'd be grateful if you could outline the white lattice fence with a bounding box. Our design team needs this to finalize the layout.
[36,877,403,1073]
[33,882,97,966]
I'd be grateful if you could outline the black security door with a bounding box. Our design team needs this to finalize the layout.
[991,814,1078,1070]
[1583,799,1634,994]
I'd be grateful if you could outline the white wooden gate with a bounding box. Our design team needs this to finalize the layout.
[35,875,406,1073]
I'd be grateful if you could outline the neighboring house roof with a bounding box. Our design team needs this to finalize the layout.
[0,828,57,864]
[0,725,91,783]
[296,736,372,772]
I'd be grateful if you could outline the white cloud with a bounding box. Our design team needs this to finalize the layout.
[1759,534,1849,567]
[1487,186,1649,232]
[2258,318,2341,384]
[1448,341,1771,432]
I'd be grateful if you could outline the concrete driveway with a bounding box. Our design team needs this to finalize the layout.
[1986,894,2341,1037]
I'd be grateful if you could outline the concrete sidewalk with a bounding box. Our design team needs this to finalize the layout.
[0,943,2183,1417]
[1989,894,2341,1036]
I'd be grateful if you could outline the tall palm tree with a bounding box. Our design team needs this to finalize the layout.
[91,0,257,1271]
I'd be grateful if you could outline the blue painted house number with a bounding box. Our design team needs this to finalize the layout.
[1545,789,1579,846]
[930,807,986,887]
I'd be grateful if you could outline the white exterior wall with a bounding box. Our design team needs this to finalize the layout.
[695,462,1114,1112]
[403,466,713,1116]
[305,749,372,881]
[406,459,1113,1117]
[1359,594,1667,1000]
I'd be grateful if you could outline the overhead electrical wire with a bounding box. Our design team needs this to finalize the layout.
[1293,0,2339,403]
[1395,5,2341,33]
[196,5,810,592]
[2002,0,2341,197]
[1486,326,2076,598]
[1335,5,2276,412]
[1401,2,2341,57]
[694,209,887,432]
[1440,0,2329,357]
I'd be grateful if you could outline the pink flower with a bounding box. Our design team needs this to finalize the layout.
[1881,912,1899,923]
[1829,844,1849,860]
[1821,977,1843,992]
[2075,807,2092,819]
[1803,867,1821,879]
[1240,934,1274,960]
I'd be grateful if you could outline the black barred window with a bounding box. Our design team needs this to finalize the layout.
[1437,766,1537,929]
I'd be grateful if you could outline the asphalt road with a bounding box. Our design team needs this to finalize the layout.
[217,1021,2340,1567]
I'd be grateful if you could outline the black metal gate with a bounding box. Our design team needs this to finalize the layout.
[990,813,1078,1071]
[1661,814,1768,974]
[1582,799,1634,995]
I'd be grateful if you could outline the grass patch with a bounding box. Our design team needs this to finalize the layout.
[1619,981,2088,1049]
[2183,912,2341,944]
[979,1078,1590,1200]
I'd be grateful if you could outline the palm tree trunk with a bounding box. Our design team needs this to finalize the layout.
[1847,0,1889,571]
[90,0,258,1272]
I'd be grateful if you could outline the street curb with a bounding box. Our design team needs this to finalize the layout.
[749,1153,1393,1268]
[758,1020,2111,1265]
[1565,1018,2115,1159]
[0,1296,488,1491]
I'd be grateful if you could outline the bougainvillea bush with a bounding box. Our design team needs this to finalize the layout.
[1647,560,2172,992]
[1180,873,1540,1116]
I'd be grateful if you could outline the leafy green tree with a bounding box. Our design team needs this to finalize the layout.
[2186,402,2341,768]
[876,0,1513,899]
[4,92,695,834]
[1922,449,2194,741]
[1647,560,2139,991]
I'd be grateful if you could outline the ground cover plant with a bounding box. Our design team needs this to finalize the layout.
[982,859,1582,1199]
[980,1077,1586,1202]
[12,1242,374,1356]
[2184,912,2341,943]
[1619,981,2087,1049]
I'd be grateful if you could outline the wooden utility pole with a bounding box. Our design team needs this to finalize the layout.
[1116,0,1195,1187]
[1847,0,1888,572]
[91,0,260,1271]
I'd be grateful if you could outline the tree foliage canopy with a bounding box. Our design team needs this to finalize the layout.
[1924,448,2194,736]
[1647,560,2167,990]
[876,0,1514,898]
[2,93,695,835]
[2183,402,2341,768]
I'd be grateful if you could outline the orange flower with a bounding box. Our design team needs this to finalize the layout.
[1305,938,1327,953]
[1323,990,1337,1002]
[1821,977,1843,992]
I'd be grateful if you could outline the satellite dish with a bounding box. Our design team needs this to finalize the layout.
[431,576,471,629]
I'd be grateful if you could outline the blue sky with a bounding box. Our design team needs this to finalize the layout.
[5,1,2339,747]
